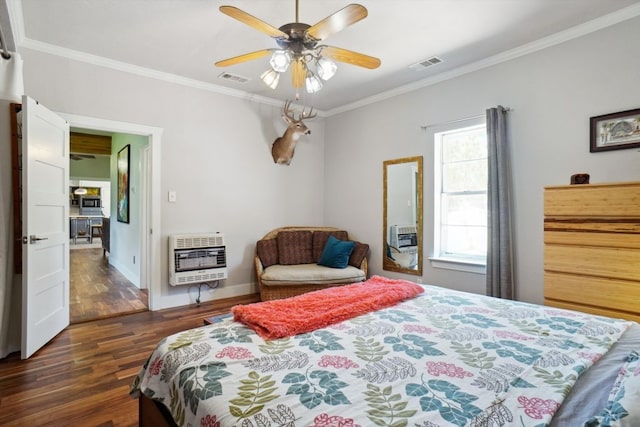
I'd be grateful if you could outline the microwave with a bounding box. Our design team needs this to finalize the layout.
[80,196,101,208]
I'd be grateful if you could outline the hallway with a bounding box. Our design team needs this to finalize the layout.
[70,246,148,323]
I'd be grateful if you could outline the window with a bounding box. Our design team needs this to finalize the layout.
[433,124,487,266]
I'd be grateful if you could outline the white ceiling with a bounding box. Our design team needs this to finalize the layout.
[8,0,640,112]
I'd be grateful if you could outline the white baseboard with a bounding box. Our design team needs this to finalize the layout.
[151,282,258,311]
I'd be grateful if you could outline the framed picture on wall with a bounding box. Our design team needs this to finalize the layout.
[590,108,640,152]
[117,144,130,223]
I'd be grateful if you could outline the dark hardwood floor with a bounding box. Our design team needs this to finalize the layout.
[0,293,260,426]
[70,246,148,324]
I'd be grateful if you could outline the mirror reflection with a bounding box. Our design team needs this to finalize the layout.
[383,156,423,276]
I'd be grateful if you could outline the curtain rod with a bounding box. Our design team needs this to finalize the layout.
[421,107,512,130]
[0,22,11,60]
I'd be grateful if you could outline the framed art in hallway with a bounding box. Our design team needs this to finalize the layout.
[117,144,130,223]
[590,108,640,152]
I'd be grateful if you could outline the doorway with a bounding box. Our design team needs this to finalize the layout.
[60,112,163,313]
[69,246,148,323]
[68,130,148,323]
[12,100,163,358]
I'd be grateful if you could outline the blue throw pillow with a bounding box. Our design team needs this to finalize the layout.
[318,235,356,269]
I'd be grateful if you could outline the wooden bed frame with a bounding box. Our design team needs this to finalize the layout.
[139,395,177,427]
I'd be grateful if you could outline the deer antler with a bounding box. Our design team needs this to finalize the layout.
[300,106,317,120]
[283,99,296,121]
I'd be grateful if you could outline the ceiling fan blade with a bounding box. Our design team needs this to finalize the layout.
[322,46,381,69]
[215,49,273,67]
[219,6,288,39]
[305,4,368,41]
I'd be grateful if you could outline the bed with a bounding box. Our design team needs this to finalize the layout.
[131,277,640,426]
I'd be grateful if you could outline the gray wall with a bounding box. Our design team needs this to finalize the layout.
[19,49,326,306]
[108,133,148,287]
[324,16,640,303]
[14,15,640,308]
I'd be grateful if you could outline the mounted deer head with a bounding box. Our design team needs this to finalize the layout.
[272,100,317,165]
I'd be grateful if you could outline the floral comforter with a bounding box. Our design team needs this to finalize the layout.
[131,284,632,426]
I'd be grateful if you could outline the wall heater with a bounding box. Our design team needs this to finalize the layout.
[389,224,418,249]
[168,233,227,286]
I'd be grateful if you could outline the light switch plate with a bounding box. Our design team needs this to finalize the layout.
[168,191,177,202]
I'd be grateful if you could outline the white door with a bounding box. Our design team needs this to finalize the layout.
[21,96,70,359]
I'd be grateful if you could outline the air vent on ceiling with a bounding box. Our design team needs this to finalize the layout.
[409,56,444,71]
[218,72,250,83]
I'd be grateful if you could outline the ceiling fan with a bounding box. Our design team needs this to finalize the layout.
[215,1,381,94]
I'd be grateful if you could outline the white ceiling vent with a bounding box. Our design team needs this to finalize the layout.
[217,72,250,83]
[409,56,444,71]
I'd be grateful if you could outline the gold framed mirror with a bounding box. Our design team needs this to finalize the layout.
[383,156,423,276]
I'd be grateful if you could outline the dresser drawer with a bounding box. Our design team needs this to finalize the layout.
[544,244,640,282]
[544,299,640,322]
[545,182,640,217]
[544,230,640,249]
[545,271,640,314]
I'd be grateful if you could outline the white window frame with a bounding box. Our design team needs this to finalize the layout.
[430,118,487,274]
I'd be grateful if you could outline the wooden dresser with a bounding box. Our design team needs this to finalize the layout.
[544,181,640,322]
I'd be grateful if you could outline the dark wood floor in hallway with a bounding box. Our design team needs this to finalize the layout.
[0,293,260,426]
[70,247,148,323]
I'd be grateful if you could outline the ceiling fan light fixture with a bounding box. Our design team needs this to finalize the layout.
[269,50,291,73]
[216,3,381,93]
[260,69,280,89]
[305,72,323,93]
[316,57,337,81]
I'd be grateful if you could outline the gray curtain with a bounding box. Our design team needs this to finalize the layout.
[486,106,514,299]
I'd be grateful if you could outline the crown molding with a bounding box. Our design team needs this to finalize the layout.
[18,36,328,116]
[23,37,292,104]
[325,2,640,116]
[8,0,640,118]
[9,0,327,116]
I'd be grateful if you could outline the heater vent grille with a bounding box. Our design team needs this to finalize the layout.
[169,233,228,285]
[218,72,250,83]
[174,234,224,249]
[409,56,444,71]
[389,225,418,249]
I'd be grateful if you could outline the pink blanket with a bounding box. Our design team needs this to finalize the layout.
[231,275,424,339]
